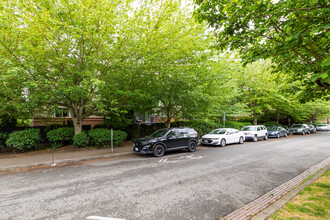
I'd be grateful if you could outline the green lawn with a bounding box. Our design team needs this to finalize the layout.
[270,170,329,220]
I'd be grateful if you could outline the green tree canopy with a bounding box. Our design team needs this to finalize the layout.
[194,0,330,91]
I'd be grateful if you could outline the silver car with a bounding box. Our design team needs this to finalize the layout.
[316,124,329,131]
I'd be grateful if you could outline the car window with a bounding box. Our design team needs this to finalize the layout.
[291,125,302,128]
[210,129,227,134]
[168,129,178,136]
[187,128,197,135]
[257,127,261,131]
[178,128,188,137]
[242,127,256,131]
[150,128,170,137]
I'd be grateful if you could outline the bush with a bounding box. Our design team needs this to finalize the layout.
[225,121,252,130]
[6,129,41,151]
[73,133,89,148]
[190,121,220,137]
[47,127,74,149]
[0,132,8,150]
[88,128,127,148]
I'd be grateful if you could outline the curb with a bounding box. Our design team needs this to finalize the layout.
[0,152,135,172]
[222,156,330,220]
[252,163,330,220]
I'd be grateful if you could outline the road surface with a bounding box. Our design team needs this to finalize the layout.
[0,132,329,220]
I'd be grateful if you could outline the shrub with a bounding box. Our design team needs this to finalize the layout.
[6,129,41,151]
[88,128,127,148]
[190,121,220,137]
[225,121,252,130]
[47,127,74,149]
[113,130,128,146]
[0,132,8,150]
[73,133,89,148]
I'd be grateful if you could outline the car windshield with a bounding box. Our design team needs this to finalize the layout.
[209,129,227,134]
[242,127,256,131]
[309,125,314,128]
[291,125,302,128]
[150,129,170,137]
[267,126,280,131]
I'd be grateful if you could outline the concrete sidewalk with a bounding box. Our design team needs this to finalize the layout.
[0,142,134,172]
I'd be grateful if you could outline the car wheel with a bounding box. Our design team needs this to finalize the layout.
[253,135,258,142]
[187,141,197,152]
[264,134,268,140]
[220,138,226,147]
[284,132,288,137]
[239,136,244,144]
[302,131,305,135]
[153,144,165,157]
[277,133,280,138]
[308,131,310,134]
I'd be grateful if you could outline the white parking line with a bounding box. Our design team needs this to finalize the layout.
[86,216,126,220]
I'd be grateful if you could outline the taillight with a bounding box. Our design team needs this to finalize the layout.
[197,133,199,137]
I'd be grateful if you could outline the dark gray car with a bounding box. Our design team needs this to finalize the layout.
[267,126,288,138]
[289,124,310,135]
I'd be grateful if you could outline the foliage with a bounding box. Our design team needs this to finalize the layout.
[112,130,128,147]
[5,129,41,151]
[190,121,220,137]
[194,0,330,90]
[225,121,252,130]
[0,132,8,150]
[88,128,127,148]
[73,133,89,148]
[47,127,74,149]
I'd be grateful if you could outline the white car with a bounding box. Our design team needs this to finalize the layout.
[316,124,329,131]
[201,128,245,147]
[241,125,268,142]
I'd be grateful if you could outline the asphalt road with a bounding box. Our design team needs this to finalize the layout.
[1,132,329,220]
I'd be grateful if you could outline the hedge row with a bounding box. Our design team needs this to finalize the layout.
[0,127,127,152]
[5,129,41,152]
[46,127,127,149]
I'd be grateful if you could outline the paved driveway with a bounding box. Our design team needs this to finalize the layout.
[0,132,329,220]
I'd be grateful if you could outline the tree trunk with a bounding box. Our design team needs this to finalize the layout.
[69,104,84,135]
[253,116,258,125]
[72,116,83,135]
[165,107,172,128]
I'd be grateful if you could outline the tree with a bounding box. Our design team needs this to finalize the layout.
[128,2,214,128]
[194,0,330,90]
[1,0,205,133]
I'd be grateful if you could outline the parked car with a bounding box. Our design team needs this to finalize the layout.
[267,126,288,138]
[308,125,317,133]
[315,124,329,131]
[201,128,245,147]
[133,127,199,157]
[289,124,310,135]
[241,125,268,142]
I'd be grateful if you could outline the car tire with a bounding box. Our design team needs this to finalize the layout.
[187,141,197,152]
[264,134,268,140]
[153,144,165,157]
[284,133,288,137]
[302,131,305,135]
[277,133,280,138]
[253,135,258,142]
[220,138,226,147]
[239,136,244,144]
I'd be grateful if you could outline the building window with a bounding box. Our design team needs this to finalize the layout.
[55,107,69,118]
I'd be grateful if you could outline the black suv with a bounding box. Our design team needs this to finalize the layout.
[133,127,199,157]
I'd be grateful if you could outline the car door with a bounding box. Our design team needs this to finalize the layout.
[225,129,236,144]
[257,126,262,138]
[164,129,180,149]
[177,128,189,147]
